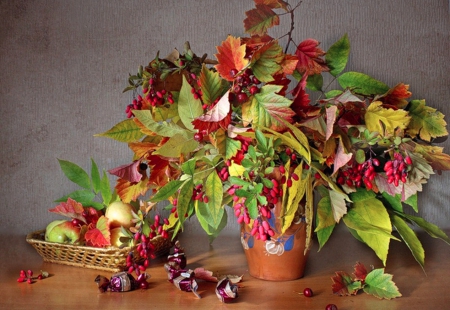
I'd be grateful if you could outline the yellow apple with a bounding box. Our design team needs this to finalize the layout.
[105,201,135,229]
[110,227,131,247]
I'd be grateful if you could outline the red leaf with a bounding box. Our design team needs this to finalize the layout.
[147,155,181,188]
[295,39,329,76]
[84,216,111,247]
[108,160,144,183]
[353,262,368,282]
[49,198,86,223]
[244,4,280,36]
[290,74,311,120]
[331,271,354,295]
[193,267,219,282]
[380,83,412,109]
[192,91,232,134]
[215,36,249,81]
[254,0,289,10]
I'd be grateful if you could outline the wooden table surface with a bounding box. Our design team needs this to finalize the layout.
[1,229,449,309]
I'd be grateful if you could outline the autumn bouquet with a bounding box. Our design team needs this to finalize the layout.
[97,0,450,269]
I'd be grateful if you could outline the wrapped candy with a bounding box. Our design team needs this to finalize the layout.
[95,271,149,293]
[164,264,200,298]
[167,240,186,269]
[215,277,238,303]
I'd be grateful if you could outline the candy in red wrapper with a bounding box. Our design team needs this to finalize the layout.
[95,271,149,293]
[215,277,238,303]
[164,264,201,298]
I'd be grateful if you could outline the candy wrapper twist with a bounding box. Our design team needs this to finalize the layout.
[95,271,149,293]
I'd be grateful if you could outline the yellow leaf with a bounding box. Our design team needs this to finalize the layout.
[228,162,246,177]
[281,164,305,234]
[365,101,410,135]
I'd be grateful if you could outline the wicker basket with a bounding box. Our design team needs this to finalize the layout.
[26,230,174,272]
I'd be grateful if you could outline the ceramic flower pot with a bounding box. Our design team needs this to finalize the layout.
[240,205,309,281]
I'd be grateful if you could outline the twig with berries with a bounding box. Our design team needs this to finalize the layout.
[17,269,49,284]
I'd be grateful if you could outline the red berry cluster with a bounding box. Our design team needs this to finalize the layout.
[337,158,380,190]
[384,152,412,186]
[17,269,48,284]
[169,198,188,219]
[279,165,300,188]
[229,68,260,104]
[125,215,170,277]
[192,184,209,203]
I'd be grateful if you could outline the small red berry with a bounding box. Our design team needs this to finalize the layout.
[325,304,338,310]
[194,132,204,142]
[303,287,313,297]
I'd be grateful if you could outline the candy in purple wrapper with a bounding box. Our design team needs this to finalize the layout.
[167,241,186,269]
[164,264,200,298]
[215,277,238,303]
[95,271,139,293]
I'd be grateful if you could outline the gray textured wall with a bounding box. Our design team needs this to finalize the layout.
[1,0,449,238]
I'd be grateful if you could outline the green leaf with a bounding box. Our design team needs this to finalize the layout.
[381,192,403,212]
[316,224,335,251]
[326,33,350,76]
[94,119,144,142]
[225,137,242,160]
[150,180,184,202]
[343,189,394,265]
[396,212,450,245]
[255,129,268,152]
[54,189,96,206]
[177,180,194,226]
[133,110,188,138]
[153,133,199,157]
[363,268,402,300]
[100,170,112,206]
[90,158,101,194]
[306,73,323,91]
[390,213,425,269]
[178,75,203,131]
[406,99,448,142]
[338,72,389,96]
[58,159,91,190]
[181,159,196,176]
[250,41,283,83]
[204,170,224,228]
[244,84,294,130]
[403,193,418,212]
[199,63,229,105]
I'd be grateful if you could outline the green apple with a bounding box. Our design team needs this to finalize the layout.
[105,201,135,229]
[45,220,81,244]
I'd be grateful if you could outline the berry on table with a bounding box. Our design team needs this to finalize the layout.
[325,304,338,310]
[303,287,313,297]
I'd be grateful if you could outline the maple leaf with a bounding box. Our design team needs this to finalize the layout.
[331,271,361,295]
[49,198,86,223]
[128,141,160,159]
[406,99,448,141]
[241,84,295,130]
[295,39,329,76]
[147,154,181,188]
[365,101,410,136]
[353,262,368,282]
[250,40,284,82]
[380,83,412,109]
[115,177,150,204]
[215,36,249,81]
[412,143,450,171]
[192,91,232,134]
[108,160,145,183]
[84,216,111,247]
[280,54,299,75]
[290,74,311,121]
[254,0,289,10]
[363,268,402,299]
[244,4,280,36]
[199,64,229,105]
